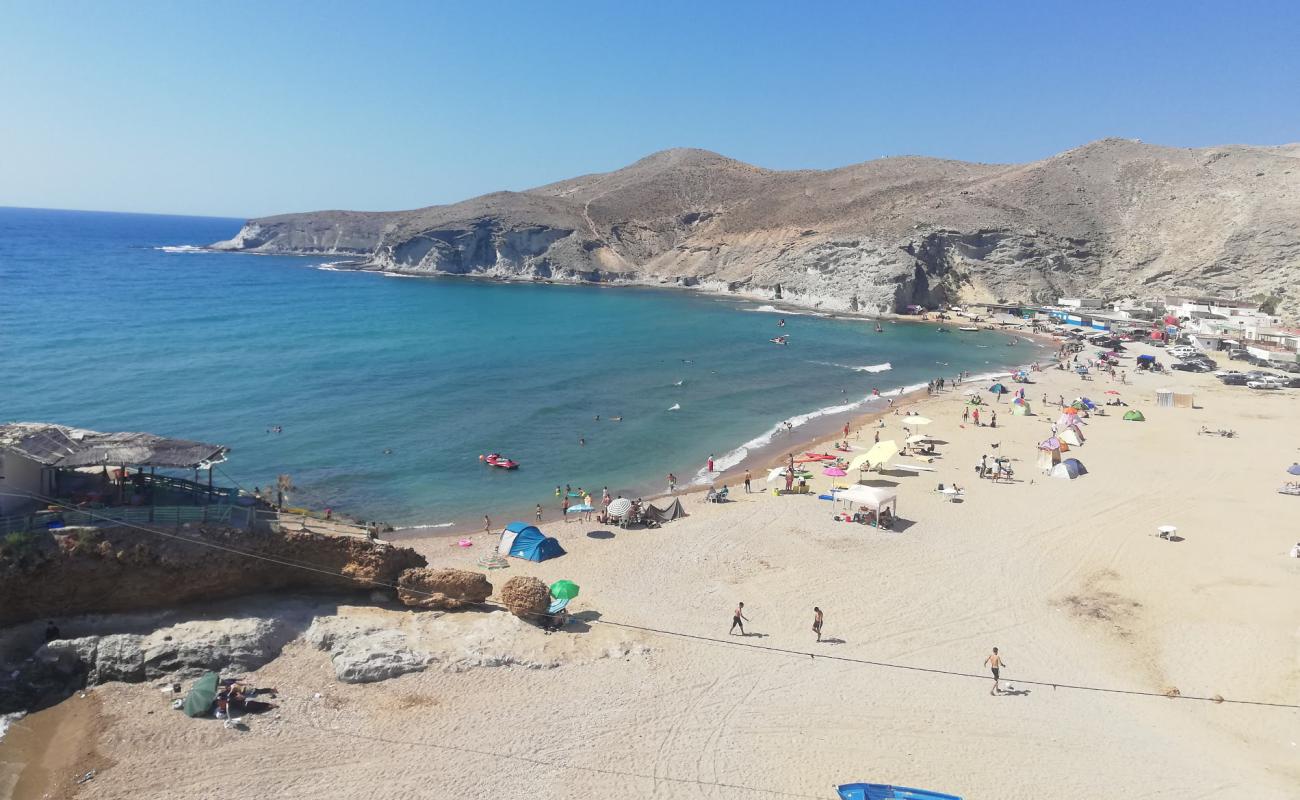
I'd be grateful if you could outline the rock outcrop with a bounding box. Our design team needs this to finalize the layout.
[38,617,298,685]
[211,140,1300,319]
[330,630,434,684]
[396,568,492,610]
[0,525,427,626]
[499,576,550,622]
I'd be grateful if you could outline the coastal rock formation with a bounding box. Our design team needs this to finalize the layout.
[330,630,434,684]
[38,617,298,685]
[0,525,427,626]
[212,139,1300,318]
[396,567,493,610]
[499,576,551,622]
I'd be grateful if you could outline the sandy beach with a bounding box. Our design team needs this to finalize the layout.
[4,341,1298,799]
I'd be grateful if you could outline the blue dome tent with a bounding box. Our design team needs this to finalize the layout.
[496,522,566,562]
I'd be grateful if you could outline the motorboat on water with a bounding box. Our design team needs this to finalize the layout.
[769,335,789,345]
[480,453,519,470]
[958,326,979,332]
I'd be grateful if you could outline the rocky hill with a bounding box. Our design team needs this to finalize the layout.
[212,139,1300,318]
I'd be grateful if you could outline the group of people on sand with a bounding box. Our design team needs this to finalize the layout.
[727,602,1011,694]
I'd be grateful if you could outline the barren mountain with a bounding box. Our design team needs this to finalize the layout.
[213,139,1300,317]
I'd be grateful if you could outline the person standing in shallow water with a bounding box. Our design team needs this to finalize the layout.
[985,647,1007,695]
[707,454,715,473]
[730,602,749,635]
[812,607,823,642]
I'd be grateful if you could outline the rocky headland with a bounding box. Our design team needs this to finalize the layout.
[213,138,1300,318]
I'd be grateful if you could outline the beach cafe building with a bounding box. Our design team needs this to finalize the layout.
[0,422,248,533]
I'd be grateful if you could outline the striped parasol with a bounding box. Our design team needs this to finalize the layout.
[607,498,633,517]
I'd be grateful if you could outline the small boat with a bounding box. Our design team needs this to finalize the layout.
[958,326,979,332]
[668,403,681,411]
[769,335,789,345]
[480,453,519,470]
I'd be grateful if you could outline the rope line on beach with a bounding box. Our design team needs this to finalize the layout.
[9,491,1298,712]
[293,700,825,799]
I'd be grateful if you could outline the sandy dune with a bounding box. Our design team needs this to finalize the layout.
[22,343,1300,799]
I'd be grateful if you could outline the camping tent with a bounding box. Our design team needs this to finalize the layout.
[1051,458,1087,479]
[497,522,566,561]
[850,440,898,472]
[643,498,688,523]
[837,484,898,514]
[1059,427,1084,447]
[837,783,961,800]
[1123,410,1145,421]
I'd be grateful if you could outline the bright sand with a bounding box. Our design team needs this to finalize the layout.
[5,342,1298,798]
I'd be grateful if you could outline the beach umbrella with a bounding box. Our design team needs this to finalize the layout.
[607,498,632,517]
[901,415,931,425]
[1104,390,1120,395]
[905,434,935,444]
[988,383,1008,394]
[1288,463,1300,476]
[851,440,899,471]
[182,672,219,718]
[549,580,580,600]
[477,552,509,570]
[822,466,847,477]
[1062,407,1079,415]
[565,504,594,514]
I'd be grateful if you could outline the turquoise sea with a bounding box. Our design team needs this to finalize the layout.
[0,207,1048,527]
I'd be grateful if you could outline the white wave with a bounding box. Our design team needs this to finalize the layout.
[743,305,828,317]
[155,245,205,253]
[813,361,893,374]
[382,273,420,279]
[316,262,348,272]
[0,711,23,743]
[399,522,455,530]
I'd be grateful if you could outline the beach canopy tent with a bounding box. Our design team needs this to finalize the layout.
[837,484,898,513]
[1051,458,1087,479]
[850,440,899,472]
[183,671,220,718]
[1123,410,1146,421]
[643,498,687,523]
[497,522,566,562]
[1059,427,1084,447]
[837,782,962,800]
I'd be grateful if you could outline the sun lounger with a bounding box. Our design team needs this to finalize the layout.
[893,462,937,472]
[1279,485,1300,496]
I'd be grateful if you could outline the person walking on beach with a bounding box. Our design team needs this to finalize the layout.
[730,602,749,635]
[535,504,543,522]
[667,473,677,493]
[812,607,824,642]
[990,409,997,428]
[707,454,715,473]
[962,406,969,423]
[483,515,491,532]
[874,429,880,444]
[843,422,850,438]
[744,469,752,493]
[985,647,1007,695]
[972,408,981,426]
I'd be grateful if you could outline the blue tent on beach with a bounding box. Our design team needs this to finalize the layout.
[497,522,565,562]
[838,783,962,800]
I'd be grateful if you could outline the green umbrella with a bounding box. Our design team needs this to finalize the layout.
[182,671,219,718]
[549,580,580,600]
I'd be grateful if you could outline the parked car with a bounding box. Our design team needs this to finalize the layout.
[1172,361,1212,372]
[1167,345,1199,358]
[1188,356,1218,370]
[1246,376,1287,390]
[1281,361,1300,374]
[1228,348,1251,360]
[1218,373,1248,386]
[1288,376,1300,388]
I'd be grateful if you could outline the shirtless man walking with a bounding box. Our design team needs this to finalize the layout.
[984,647,1007,695]
[730,602,749,635]
[812,607,824,642]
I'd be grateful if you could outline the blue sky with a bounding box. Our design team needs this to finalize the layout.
[2,0,1297,218]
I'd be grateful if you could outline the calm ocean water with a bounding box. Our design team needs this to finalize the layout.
[0,207,1047,526]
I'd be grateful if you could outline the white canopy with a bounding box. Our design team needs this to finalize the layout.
[838,484,898,513]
